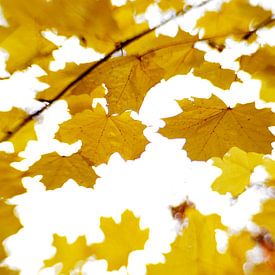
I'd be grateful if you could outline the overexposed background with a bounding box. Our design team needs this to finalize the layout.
[0,0,275,274]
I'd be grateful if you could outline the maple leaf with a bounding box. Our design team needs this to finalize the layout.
[71,30,204,114]
[159,95,275,160]
[26,152,97,190]
[193,61,239,90]
[253,199,275,239]
[147,208,254,275]
[0,200,22,262]
[71,55,164,114]
[0,108,27,141]
[0,22,55,73]
[44,234,93,274]
[196,0,272,44]
[0,152,25,199]
[261,158,275,187]
[56,105,148,165]
[211,147,263,197]
[240,46,275,102]
[0,108,37,151]
[92,210,149,270]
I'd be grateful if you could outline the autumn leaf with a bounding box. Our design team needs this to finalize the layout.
[253,199,275,239]
[0,22,55,72]
[0,152,25,199]
[26,152,97,189]
[240,46,275,102]
[147,208,254,275]
[0,200,22,261]
[0,108,36,152]
[71,30,204,114]
[92,210,149,270]
[193,61,239,90]
[196,0,272,44]
[44,234,93,274]
[211,147,264,197]
[0,108,27,141]
[71,55,164,114]
[56,105,148,165]
[159,95,275,160]
[261,158,275,187]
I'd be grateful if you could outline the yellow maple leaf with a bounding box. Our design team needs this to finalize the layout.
[193,61,239,90]
[261,158,275,187]
[211,147,264,197]
[26,152,97,189]
[253,199,275,239]
[0,152,25,199]
[71,30,204,114]
[71,55,164,114]
[240,46,275,102]
[92,210,149,270]
[0,108,37,152]
[159,95,275,160]
[0,200,22,261]
[0,108,27,141]
[196,0,272,43]
[44,235,93,274]
[56,105,148,165]
[0,21,55,72]
[147,208,254,275]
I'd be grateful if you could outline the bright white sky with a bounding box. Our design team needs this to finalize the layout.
[0,0,275,274]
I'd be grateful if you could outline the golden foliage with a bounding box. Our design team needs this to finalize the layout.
[26,152,97,189]
[147,208,254,275]
[197,0,272,43]
[92,210,149,270]
[253,200,275,239]
[0,0,274,273]
[159,95,275,160]
[0,152,25,199]
[56,105,148,165]
[44,234,93,274]
[0,201,22,261]
[193,61,239,90]
[211,147,263,196]
[240,46,275,102]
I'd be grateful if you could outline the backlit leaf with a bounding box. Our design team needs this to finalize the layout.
[92,210,149,270]
[26,152,97,189]
[44,234,93,274]
[0,200,22,261]
[240,46,275,102]
[56,105,148,165]
[253,199,275,239]
[197,0,272,44]
[211,147,263,196]
[0,152,25,199]
[159,95,275,160]
[193,61,239,90]
[147,208,254,275]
